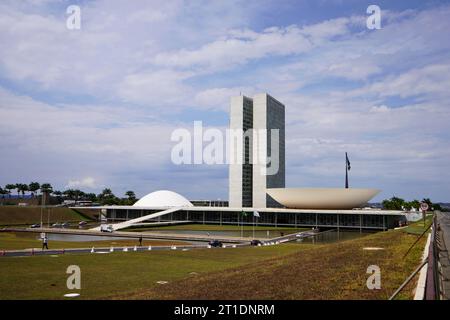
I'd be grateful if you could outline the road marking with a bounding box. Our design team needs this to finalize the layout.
[64,293,80,298]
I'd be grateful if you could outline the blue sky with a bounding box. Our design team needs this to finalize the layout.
[1,0,450,202]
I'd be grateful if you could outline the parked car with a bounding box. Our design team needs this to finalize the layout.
[30,224,41,228]
[250,239,262,246]
[100,224,114,233]
[208,240,223,247]
[78,221,88,226]
[62,222,70,228]
[51,222,62,228]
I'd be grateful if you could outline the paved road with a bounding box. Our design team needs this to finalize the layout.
[436,212,450,299]
[0,243,249,258]
[1,227,250,243]
[0,228,333,257]
[0,229,324,258]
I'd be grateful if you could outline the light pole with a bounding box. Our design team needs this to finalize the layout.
[40,192,44,228]
[241,213,243,238]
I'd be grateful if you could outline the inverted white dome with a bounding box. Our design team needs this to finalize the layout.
[267,188,380,210]
[133,190,193,207]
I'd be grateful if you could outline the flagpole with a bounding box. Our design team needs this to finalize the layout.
[345,152,349,189]
[238,212,240,237]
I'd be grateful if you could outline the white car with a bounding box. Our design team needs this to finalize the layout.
[100,224,114,233]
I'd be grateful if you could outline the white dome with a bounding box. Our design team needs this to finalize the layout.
[133,190,193,207]
[267,188,380,210]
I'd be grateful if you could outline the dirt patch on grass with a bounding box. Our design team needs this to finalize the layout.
[115,230,426,300]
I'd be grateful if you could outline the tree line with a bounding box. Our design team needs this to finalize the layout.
[0,182,137,205]
[382,196,442,211]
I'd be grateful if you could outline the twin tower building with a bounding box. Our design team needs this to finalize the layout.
[228,93,285,209]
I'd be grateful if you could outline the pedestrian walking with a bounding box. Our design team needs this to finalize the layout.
[42,235,49,250]
[139,235,143,247]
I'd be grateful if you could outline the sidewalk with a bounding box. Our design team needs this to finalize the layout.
[436,212,450,299]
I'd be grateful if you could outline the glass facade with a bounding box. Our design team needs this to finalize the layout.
[265,95,285,208]
[107,208,404,230]
[242,97,253,207]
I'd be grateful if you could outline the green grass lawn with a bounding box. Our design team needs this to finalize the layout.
[0,243,306,300]
[402,214,434,235]
[0,206,90,227]
[0,219,429,300]
[0,227,427,300]
[113,228,427,300]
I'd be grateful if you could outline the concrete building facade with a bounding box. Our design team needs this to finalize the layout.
[229,93,285,208]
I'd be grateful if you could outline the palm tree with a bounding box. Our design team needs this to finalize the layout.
[102,188,113,195]
[125,190,136,205]
[21,184,29,198]
[85,193,97,202]
[29,182,40,197]
[5,184,15,198]
[40,183,53,194]
[125,191,136,200]
[63,189,76,200]
[74,189,81,201]
[52,190,62,197]
[73,189,85,203]
[40,183,53,205]
[98,188,117,205]
[14,183,21,198]
[16,183,29,198]
[52,190,63,203]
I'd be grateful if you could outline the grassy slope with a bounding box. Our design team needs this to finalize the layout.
[0,220,430,300]
[402,214,433,235]
[0,244,305,300]
[0,206,89,226]
[115,229,427,300]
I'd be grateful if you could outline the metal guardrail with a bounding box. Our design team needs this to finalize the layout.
[425,214,438,299]
[426,212,449,300]
[390,213,443,300]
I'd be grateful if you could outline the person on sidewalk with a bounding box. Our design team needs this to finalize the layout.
[139,235,143,247]
[42,235,49,250]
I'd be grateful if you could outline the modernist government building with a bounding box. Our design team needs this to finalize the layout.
[77,93,405,231]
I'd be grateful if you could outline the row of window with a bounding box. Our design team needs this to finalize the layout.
[108,209,401,229]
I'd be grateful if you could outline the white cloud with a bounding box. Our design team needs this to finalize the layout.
[365,63,450,99]
[66,177,97,189]
[118,70,193,106]
[151,18,355,72]
[0,86,178,195]
[194,87,255,111]
[126,10,168,24]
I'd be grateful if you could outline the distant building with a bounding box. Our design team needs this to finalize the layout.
[229,93,285,208]
[190,200,229,207]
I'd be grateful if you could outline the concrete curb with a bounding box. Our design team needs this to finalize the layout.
[414,232,431,300]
